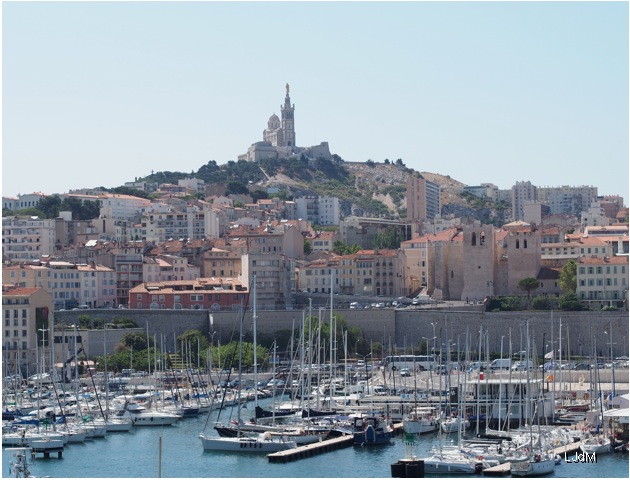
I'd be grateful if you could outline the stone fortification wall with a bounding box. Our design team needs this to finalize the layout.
[55,308,627,359]
[394,310,628,358]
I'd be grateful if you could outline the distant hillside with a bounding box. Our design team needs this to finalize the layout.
[138,156,510,224]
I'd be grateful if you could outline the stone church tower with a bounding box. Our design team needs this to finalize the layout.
[263,83,295,147]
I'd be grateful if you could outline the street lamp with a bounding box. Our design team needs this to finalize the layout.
[355,339,361,358]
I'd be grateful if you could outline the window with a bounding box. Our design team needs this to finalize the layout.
[4,318,9,326]
[22,330,27,337]
[579,267,585,274]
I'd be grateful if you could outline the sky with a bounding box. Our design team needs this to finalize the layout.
[2,1,629,201]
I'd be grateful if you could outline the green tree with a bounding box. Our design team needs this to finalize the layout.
[304,239,313,255]
[372,227,404,249]
[531,295,552,310]
[558,292,583,311]
[13,208,46,218]
[37,195,62,218]
[558,260,577,293]
[117,333,148,352]
[332,240,361,255]
[517,277,540,299]
[226,181,248,195]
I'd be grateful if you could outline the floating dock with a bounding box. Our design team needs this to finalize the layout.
[31,445,64,459]
[268,435,354,463]
[268,421,404,463]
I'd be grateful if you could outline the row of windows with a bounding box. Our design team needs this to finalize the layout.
[140,293,247,302]
[4,318,28,326]
[579,278,624,287]
[4,310,28,319]
[579,266,626,275]
[3,342,29,352]
[4,330,28,338]
[579,291,622,300]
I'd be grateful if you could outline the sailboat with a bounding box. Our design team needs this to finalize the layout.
[510,322,556,477]
[402,350,438,435]
[199,279,297,453]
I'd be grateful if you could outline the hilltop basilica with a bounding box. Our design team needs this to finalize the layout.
[239,84,331,162]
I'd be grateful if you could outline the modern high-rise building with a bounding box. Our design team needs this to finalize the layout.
[511,181,537,221]
[406,175,441,222]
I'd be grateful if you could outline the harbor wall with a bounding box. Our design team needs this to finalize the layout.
[53,308,628,359]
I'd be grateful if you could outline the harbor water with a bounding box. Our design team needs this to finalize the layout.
[3,405,628,478]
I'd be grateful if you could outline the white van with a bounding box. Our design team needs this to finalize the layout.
[350,302,359,309]
[489,359,511,371]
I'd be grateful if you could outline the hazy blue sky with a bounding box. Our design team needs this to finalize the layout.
[3,1,628,200]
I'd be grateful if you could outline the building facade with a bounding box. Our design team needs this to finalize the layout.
[2,216,57,261]
[406,175,441,222]
[129,278,248,311]
[577,255,628,306]
[2,285,53,372]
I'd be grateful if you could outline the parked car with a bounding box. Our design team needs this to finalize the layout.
[511,361,533,371]
[400,368,411,377]
[572,363,591,370]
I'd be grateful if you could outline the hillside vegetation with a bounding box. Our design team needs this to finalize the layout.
[138,156,509,223]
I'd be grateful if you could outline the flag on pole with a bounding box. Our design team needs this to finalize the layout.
[544,350,554,359]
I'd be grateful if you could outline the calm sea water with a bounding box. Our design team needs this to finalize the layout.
[3,404,629,478]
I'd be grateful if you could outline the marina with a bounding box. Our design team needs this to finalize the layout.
[2,406,628,478]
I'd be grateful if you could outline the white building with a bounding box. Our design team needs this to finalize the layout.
[295,196,340,226]
[2,216,57,261]
[99,193,153,220]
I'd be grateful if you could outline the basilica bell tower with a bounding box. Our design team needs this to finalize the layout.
[280,83,296,147]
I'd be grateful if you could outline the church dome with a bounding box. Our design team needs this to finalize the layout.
[268,113,280,129]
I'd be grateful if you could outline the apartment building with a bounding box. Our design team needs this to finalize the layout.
[538,185,598,217]
[307,230,338,253]
[143,254,200,283]
[141,205,206,243]
[299,249,406,297]
[406,175,441,222]
[76,263,117,308]
[202,248,242,279]
[2,216,57,261]
[511,181,537,221]
[98,193,152,220]
[3,261,116,310]
[295,196,341,226]
[577,255,628,306]
[129,278,248,311]
[2,285,53,371]
[2,193,47,211]
[115,252,143,307]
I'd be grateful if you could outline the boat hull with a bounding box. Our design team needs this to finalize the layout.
[199,434,296,452]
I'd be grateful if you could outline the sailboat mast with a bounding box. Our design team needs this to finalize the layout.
[252,276,258,408]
